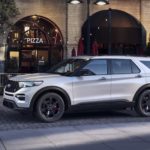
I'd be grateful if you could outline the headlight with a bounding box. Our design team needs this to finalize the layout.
[19,81,43,88]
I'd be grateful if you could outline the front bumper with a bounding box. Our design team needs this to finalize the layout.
[3,98,29,111]
[3,85,39,110]
[3,80,45,111]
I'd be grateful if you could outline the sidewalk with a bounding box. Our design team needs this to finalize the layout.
[0,122,150,150]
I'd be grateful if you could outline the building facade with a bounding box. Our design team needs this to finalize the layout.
[0,0,150,73]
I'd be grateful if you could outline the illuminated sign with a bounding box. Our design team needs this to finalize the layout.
[24,38,44,44]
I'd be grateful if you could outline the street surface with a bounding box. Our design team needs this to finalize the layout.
[0,97,150,150]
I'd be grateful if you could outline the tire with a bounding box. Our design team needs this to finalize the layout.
[135,89,150,117]
[35,92,65,122]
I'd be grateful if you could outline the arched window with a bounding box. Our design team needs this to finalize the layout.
[81,9,146,56]
[6,15,64,73]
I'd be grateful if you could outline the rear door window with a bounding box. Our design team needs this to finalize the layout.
[111,59,132,74]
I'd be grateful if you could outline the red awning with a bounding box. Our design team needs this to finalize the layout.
[92,40,99,56]
[77,38,84,56]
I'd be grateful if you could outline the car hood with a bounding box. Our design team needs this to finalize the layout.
[10,73,61,81]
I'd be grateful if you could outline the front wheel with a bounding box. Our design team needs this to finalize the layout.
[135,90,150,117]
[35,92,65,122]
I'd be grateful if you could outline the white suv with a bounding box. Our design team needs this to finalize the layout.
[3,56,150,122]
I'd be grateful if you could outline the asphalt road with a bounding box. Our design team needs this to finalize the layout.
[2,97,150,150]
[1,97,150,131]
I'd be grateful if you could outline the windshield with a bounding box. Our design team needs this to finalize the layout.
[48,59,87,75]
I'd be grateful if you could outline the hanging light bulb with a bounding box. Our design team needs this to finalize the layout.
[31,15,38,20]
[95,0,109,5]
[68,0,82,4]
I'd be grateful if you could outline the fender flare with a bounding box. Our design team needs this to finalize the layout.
[30,86,71,111]
[133,84,150,102]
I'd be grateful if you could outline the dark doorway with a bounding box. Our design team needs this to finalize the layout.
[82,9,146,56]
[6,15,64,73]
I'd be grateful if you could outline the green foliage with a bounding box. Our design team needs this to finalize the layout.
[0,0,19,34]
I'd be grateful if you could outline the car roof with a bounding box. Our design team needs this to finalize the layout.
[71,55,150,60]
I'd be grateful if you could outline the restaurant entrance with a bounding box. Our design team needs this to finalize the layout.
[20,49,49,73]
[6,15,64,73]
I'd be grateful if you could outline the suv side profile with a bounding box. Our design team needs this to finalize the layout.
[3,56,150,122]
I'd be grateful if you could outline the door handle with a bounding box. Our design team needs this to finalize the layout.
[98,77,107,81]
[135,74,142,78]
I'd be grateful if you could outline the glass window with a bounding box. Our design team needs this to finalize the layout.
[0,45,5,73]
[131,61,140,73]
[141,61,150,69]
[83,59,107,75]
[6,51,19,73]
[111,59,132,74]
[48,59,87,75]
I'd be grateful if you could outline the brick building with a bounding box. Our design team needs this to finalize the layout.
[0,0,150,73]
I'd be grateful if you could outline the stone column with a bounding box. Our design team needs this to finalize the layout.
[67,2,87,57]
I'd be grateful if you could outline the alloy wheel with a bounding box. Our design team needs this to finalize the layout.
[36,93,65,122]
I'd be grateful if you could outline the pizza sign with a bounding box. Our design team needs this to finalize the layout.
[24,38,44,44]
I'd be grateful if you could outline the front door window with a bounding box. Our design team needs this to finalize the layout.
[83,59,108,75]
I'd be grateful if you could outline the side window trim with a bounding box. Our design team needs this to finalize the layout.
[107,59,111,75]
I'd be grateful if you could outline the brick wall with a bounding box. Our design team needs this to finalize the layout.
[14,0,67,45]
[67,0,150,56]
[6,0,150,57]
[141,0,150,42]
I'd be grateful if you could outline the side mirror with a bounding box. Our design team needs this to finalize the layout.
[76,69,94,76]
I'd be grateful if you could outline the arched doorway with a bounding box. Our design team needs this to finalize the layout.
[82,9,146,56]
[6,15,64,73]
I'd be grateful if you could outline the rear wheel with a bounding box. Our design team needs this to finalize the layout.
[135,90,150,117]
[35,92,65,122]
